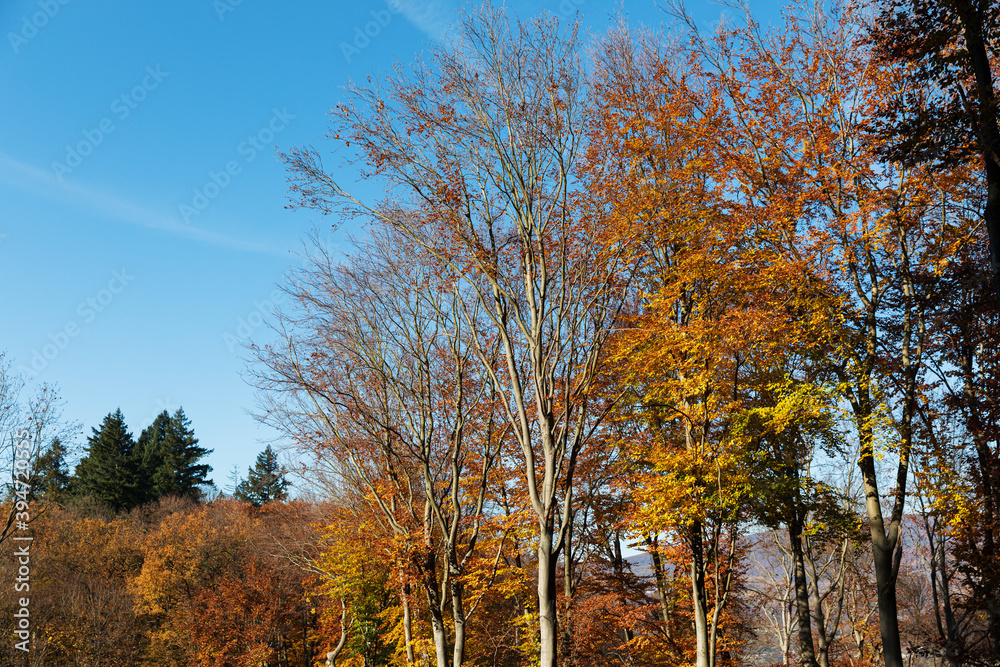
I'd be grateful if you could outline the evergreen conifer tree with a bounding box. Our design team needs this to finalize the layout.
[233,445,289,506]
[157,408,212,498]
[73,409,141,511]
[136,408,213,501]
[135,410,171,503]
[29,437,71,502]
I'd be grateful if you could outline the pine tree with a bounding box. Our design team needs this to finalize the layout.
[29,437,71,502]
[135,411,171,504]
[73,409,141,511]
[157,408,212,499]
[233,445,289,506]
[136,408,213,501]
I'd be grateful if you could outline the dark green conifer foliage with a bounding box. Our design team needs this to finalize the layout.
[135,411,171,503]
[158,408,212,498]
[137,408,213,501]
[74,408,141,511]
[29,437,71,502]
[233,445,289,506]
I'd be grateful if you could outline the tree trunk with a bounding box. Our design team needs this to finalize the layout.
[401,581,415,664]
[789,514,820,667]
[613,534,635,643]
[868,520,904,667]
[538,525,559,667]
[955,2,1000,299]
[561,530,576,667]
[451,579,467,667]
[851,358,907,667]
[691,523,711,667]
[969,427,1000,655]
[421,549,450,667]
[647,533,674,637]
[429,611,449,667]
[325,599,349,667]
[985,157,1000,302]
[803,534,846,667]
[854,400,905,667]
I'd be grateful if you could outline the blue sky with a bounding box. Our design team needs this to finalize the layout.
[0,0,757,492]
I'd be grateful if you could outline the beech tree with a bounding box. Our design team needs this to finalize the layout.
[913,230,1000,659]
[279,9,635,666]
[0,505,146,666]
[253,225,512,667]
[586,22,820,667]
[872,0,1000,297]
[657,5,964,666]
[133,500,318,667]
[0,356,76,537]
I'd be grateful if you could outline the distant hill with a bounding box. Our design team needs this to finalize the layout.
[622,519,932,583]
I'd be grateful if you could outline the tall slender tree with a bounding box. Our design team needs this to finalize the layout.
[281,10,635,664]
[253,225,511,667]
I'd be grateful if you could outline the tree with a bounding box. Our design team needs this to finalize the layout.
[135,410,171,502]
[586,22,804,667]
[234,445,289,507]
[136,411,170,461]
[136,409,213,502]
[0,355,77,537]
[132,500,318,667]
[654,4,965,666]
[913,232,1000,661]
[281,10,635,665]
[74,409,142,511]
[158,409,213,500]
[30,437,71,502]
[0,505,146,666]
[867,11,1000,646]
[872,0,1000,297]
[314,500,403,667]
[253,225,514,667]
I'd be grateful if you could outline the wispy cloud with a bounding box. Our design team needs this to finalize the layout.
[0,152,288,257]
[392,0,454,42]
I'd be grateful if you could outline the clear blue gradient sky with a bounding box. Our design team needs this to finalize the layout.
[0,0,768,491]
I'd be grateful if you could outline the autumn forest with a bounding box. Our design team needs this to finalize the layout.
[3,0,1000,666]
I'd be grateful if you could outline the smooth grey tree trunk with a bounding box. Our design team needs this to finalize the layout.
[789,515,820,667]
[538,527,560,667]
[691,525,711,667]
